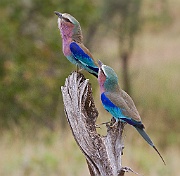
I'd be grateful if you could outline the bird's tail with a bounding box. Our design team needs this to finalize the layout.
[135,127,166,165]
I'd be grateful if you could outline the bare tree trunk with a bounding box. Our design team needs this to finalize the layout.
[61,72,138,176]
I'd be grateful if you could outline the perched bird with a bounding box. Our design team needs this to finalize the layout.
[54,11,98,77]
[97,60,166,165]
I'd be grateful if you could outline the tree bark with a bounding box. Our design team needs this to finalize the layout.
[61,72,135,176]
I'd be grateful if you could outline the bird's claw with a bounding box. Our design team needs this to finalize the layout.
[96,121,111,128]
[95,124,101,129]
[110,120,119,128]
[96,121,119,128]
[119,166,141,176]
[76,65,82,72]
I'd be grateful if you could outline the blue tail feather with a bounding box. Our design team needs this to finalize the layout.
[135,127,154,146]
[135,127,166,165]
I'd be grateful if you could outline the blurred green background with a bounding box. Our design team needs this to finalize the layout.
[0,0,180,175]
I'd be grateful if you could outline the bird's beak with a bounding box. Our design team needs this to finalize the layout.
[54,11,62,18]
[98,60,103,68]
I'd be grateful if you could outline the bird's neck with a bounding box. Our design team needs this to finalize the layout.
[104,81,120,93]
[60,22,74,43]
[62,37,72,56]
[72,29,83,43]
[60,23,83,41]
[98,75,118,94]
[99,81,119,94]
[99,84,105,94]
[61,33,73,56]
[98,72,106,93]
[60,25,83,56]
[59,24,72,56]
[100,86,119,97]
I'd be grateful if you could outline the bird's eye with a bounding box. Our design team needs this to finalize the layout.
[63,18,72,23]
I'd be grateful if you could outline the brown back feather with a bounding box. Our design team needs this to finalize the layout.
[105,89,141,122]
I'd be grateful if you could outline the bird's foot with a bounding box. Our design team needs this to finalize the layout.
[76,65,82,72]
[76,65,79,72]
[95,124,101,129]
[119,166,141,176]
[96,121,111,128]
[110,120,119,128]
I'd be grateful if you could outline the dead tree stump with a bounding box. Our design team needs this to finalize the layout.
[61,72,137,176]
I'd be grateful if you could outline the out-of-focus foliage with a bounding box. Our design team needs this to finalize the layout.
[0,0,178,140]
[0,0,97,128]
[101,0,142,53]
[98,0,142,93]
[141,0,172,32]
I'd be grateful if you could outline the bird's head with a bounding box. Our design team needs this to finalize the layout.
[54,11,82,42]
[98,60,119,92]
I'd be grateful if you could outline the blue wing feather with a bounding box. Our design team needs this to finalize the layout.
[70,42,98,72]
[101,92,143,127]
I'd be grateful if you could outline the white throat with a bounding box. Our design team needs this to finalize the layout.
[57,18,61,29]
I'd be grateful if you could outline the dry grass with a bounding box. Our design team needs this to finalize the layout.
[0,127,88,176]
[0,125,179,176]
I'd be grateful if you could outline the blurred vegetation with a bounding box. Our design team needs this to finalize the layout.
[0,0,96,129]
[0,0,180,175]
[101,0,142,93]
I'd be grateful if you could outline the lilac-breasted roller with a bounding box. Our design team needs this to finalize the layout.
[54,11,98,77]
[97,60,165,165]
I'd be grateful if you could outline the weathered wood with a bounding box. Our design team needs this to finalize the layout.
[61,72,128,176]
